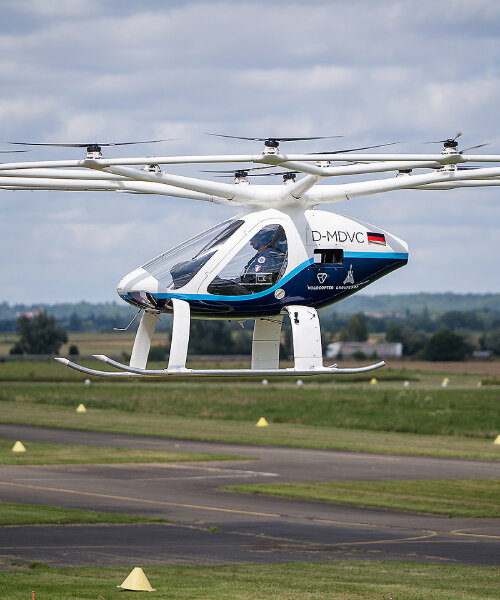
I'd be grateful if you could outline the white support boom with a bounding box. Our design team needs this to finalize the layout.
[168,298,191,370]
[129,311,160,369]
[252,316,284,370]
[286,305,324,370]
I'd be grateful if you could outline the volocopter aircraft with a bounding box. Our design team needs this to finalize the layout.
[1,132,499,378]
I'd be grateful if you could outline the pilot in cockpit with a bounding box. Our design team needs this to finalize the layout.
[207,225,287,295]
[241,228,286,283]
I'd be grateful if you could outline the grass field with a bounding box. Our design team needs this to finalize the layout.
[1,356,497,383]
[1,378,498,437]
[0,331,143,357]
[226,478,500,518]
[0,501,164,526]
[0,401,498,460]
[0,562,497,599]
[0,439,245,465]
[0,358,499,460]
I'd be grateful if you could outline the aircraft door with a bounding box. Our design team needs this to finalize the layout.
[204,223,288,296]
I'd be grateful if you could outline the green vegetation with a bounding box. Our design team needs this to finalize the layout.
[1,379,498,438]
[0,359,424,382]
[0,355,498,460]
[0,401,498,460]
[421,328,469,361]
[0,562,497,599]
[9,312,67,355]
[2,294,500,358]
[226,478,500,518]
[0,501,164,526]
[481,375,500,385]
[0,439,245,465]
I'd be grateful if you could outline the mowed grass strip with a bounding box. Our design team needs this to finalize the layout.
[1,401,499,460]
[226,478,500,518]
[1,379,499,438]
[0,439,245,465]
[0,501,164,526]
[0,359,422,382]
[0,562,498,600]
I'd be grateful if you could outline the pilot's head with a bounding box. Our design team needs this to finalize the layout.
[250,229,274,251]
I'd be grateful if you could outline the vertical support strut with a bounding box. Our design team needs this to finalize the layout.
[285,305,324,371]
[252,316,283,370]
[168,298,191,370]
[130,311,160,369]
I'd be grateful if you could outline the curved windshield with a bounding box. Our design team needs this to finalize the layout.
[208,224,287,295]
[143,218,244,290]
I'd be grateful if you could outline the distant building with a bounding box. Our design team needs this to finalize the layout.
[326,341,403,359]
[472,349,493,359]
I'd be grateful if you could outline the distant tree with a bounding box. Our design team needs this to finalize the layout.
[189,320,234,354]
[385,320,429,356]
[231,328,252,355]
[68,344,79,356]
[480,327,500,355]
[385,321,404,344]
[420,328,468,361]
[68,312,82,331]
[439,310,482,331]
[10,312,68,355]
[340,312,368,341]
[148,344,169,361]
[280,322,292,359]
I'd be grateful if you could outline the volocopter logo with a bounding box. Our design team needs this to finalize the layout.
[317,273,328,284]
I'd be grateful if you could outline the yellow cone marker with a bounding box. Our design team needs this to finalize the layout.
[118,567,155,592]
[76,403,87,413]
[256,417,269,427]
[11,441,26,453]
[477,381,483,387]
[370,377,377,385]
[494,435,500,446]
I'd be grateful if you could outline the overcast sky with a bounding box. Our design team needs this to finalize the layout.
[1,0,500,304]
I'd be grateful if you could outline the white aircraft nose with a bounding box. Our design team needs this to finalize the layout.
[117,268,160,296]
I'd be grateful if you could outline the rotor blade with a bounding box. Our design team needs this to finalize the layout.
[9,139,174,148]
[310,141,403,155]
[425,131,463,144]
[0,150,29,153]
[216,171,299,178]
[461,143,489,153]
[247,171,300,177]
[199,166,275,173]
[205,133,342,142]
[431,165,478,170]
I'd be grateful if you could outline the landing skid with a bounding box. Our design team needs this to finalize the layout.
[55,301,386,379]
[55,355,385,378]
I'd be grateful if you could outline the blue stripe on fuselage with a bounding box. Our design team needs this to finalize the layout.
[119,251,408,317]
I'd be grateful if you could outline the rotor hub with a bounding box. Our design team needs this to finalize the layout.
[234,170,249,183]
[143,164,162,173]
[263,139,280,155]
[86,144,102,159]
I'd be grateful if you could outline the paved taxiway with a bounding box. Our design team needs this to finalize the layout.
[0,424,498,567]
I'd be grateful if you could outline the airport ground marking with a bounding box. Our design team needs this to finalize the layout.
[0,480,280,518]
[450,528,500,540]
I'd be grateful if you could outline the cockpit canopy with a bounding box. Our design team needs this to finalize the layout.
[141,216,288,296]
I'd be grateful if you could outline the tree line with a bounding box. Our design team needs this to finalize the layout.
[6,306,500,361]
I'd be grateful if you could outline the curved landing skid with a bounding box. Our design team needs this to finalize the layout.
[55,303,386,379]
[54,356,385,378]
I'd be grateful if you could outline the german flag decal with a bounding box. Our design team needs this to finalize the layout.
[367,232,386,245]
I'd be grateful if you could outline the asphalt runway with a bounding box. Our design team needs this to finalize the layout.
[0,423,498,568]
